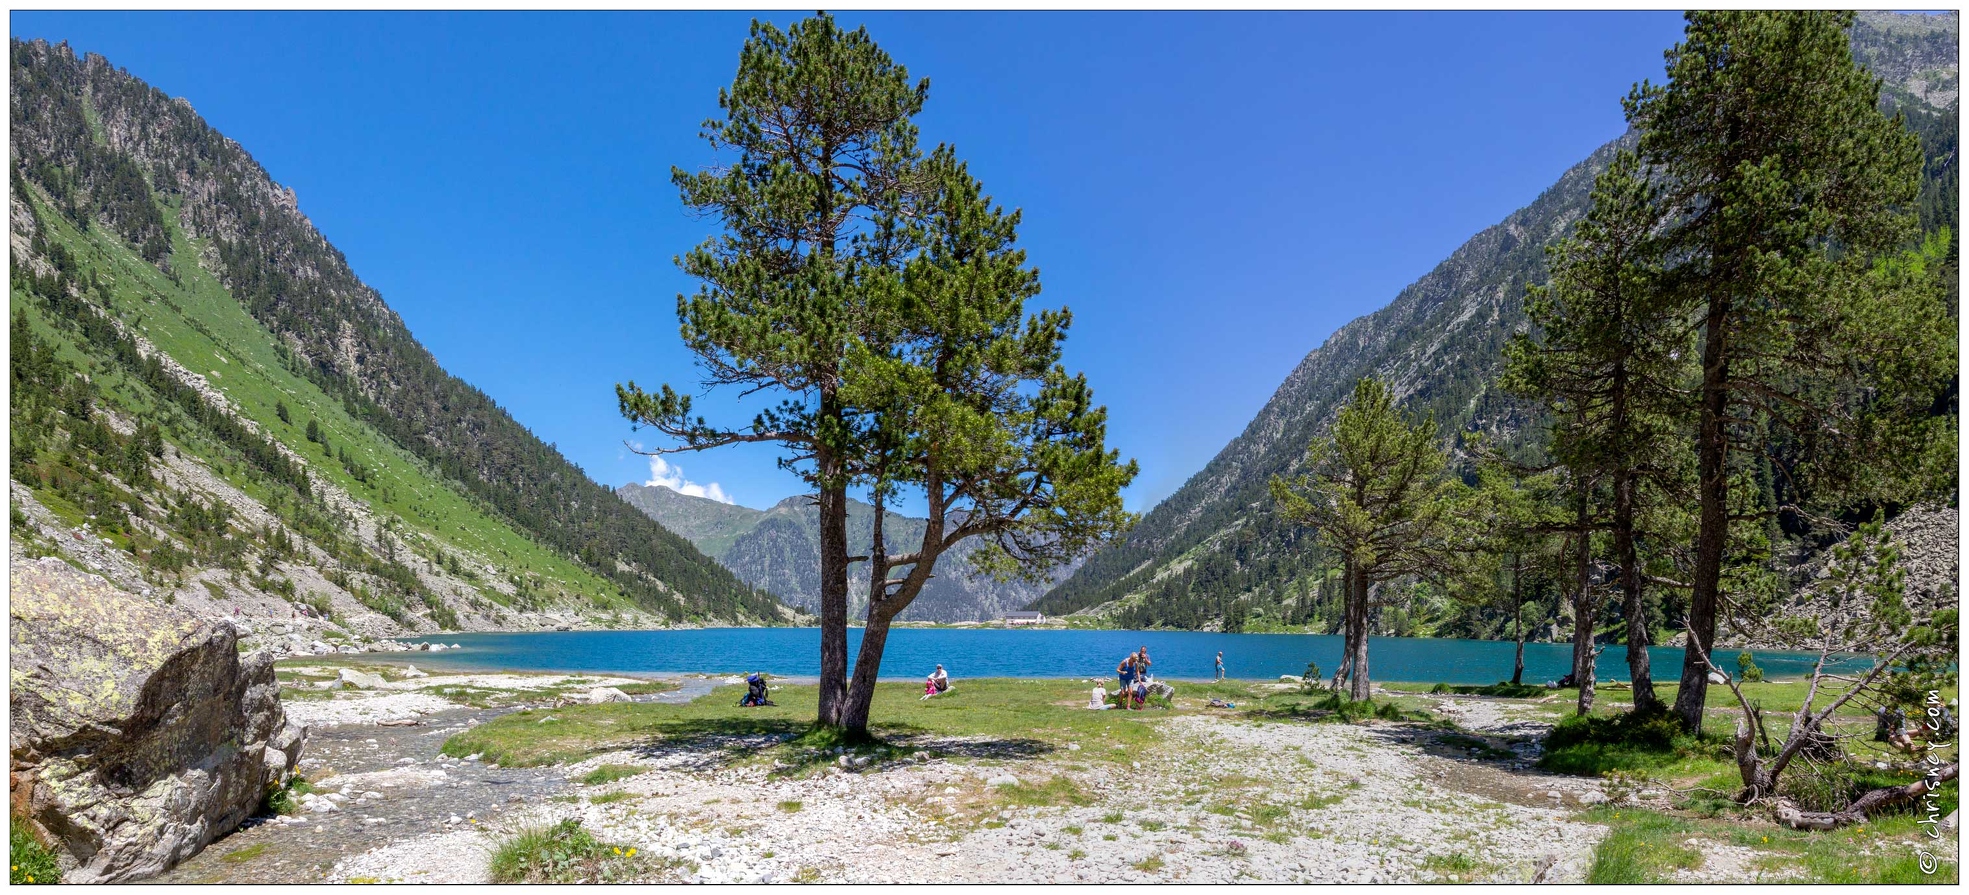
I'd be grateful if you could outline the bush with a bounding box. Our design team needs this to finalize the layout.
[10,819,61,885]
[1736,651,1764,683]
[487,819,659,884]
[1301,662,1324,693]
[1541,707,1688,776]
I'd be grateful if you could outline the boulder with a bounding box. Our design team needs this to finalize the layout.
[309,640,335,656]
[1707,670,1728,685]
[336,668,386,690]
[583,688,631,704]
[400,665,428,679]
[9,558,305,883]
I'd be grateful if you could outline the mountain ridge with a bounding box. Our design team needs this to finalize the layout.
[1036,11,1959,635]
[618,482,1073,623]
[9,38,797,638]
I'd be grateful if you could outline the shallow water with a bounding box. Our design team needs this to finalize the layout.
[396,627,1875,685]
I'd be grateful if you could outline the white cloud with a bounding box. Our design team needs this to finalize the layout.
[645,455,733,504]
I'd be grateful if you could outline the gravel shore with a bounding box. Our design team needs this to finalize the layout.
[289,680,1610,884]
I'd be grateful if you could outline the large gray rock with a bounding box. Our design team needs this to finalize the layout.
[8,558,306,883]
[336,668,385,690]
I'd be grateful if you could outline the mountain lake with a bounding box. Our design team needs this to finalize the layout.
[394,627,1874,684]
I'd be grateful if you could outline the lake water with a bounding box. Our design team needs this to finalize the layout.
[396,628,1874,685]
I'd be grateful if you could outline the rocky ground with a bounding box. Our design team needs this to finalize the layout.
[150,673,1952,885]
[158,673,1629,884]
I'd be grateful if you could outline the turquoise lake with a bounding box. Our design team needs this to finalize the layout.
[396,628,1874,685]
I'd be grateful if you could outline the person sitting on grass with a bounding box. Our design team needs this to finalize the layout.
[922,664,951,700]
[740,672,773,707]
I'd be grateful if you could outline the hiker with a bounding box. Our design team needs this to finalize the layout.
[922,665,951,699]
[1117,653,1137,706]
[1137,647,1152,682]
[1215,651,1225,681]
[740,672,773,707]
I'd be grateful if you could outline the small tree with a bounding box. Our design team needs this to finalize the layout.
[1270,377,1466,702]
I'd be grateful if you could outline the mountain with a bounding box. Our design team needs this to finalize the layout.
[8,39,799,642]
[1035,12,1960,635]
[618,483,1072,623]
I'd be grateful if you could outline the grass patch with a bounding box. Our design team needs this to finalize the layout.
[777,801,803,813]
[487,819,674,884]
[1582,807,1957,884]
[1248,802,1291,827]
[589,792,635,805]
[1585,809,1700,883]
[1131,854,1165,873]
[998,775,1092,808]
[263,776,316,816]
[579,764,648,786]
[442,679,1161,769]
[1423,852,1478,873]
[219,842,271,864]
[1298,791,1345,810]
[10,819,61,885]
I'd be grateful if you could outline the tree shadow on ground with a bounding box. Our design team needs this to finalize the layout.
[611,717,1056,778]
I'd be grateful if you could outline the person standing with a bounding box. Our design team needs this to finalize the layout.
[1215,651,1226,681]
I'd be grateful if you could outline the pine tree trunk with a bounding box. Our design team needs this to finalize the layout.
[814,440,850,729]
[840,606,896,739]
[1331,558,1354,692]
[1510,555,1525,687]
[1348,566,1372,702]
[1512,611,1526,687]
[1614,468,1659,714]
[1676,305,1731,733]
[1570,504,1597,716]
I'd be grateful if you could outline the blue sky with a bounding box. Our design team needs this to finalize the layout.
[11,10,1692,513]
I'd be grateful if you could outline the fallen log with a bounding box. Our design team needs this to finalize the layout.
[1773,762,1958,830]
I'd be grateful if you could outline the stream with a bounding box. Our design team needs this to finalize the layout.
[150,679,718,884]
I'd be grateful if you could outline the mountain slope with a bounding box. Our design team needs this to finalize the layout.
[9,39,796,636]
[619,484,1071,623]
[1037,12,1960,633]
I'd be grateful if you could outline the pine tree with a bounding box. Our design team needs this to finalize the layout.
[1269,377,1467,701]
[1625,11,1946,731]
[831,149,1138,734]
[617,13,928,728]
[1504,150,1693,715]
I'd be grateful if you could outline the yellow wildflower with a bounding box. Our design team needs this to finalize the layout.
[627,848,637,858]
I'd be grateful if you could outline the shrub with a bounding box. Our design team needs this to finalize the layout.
[1735,651,1764,683]
[1541,707,1687,776]
[263,776,315,816]
[487,819,658,884]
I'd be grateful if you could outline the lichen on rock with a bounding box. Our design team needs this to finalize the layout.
[9,557,306,883]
